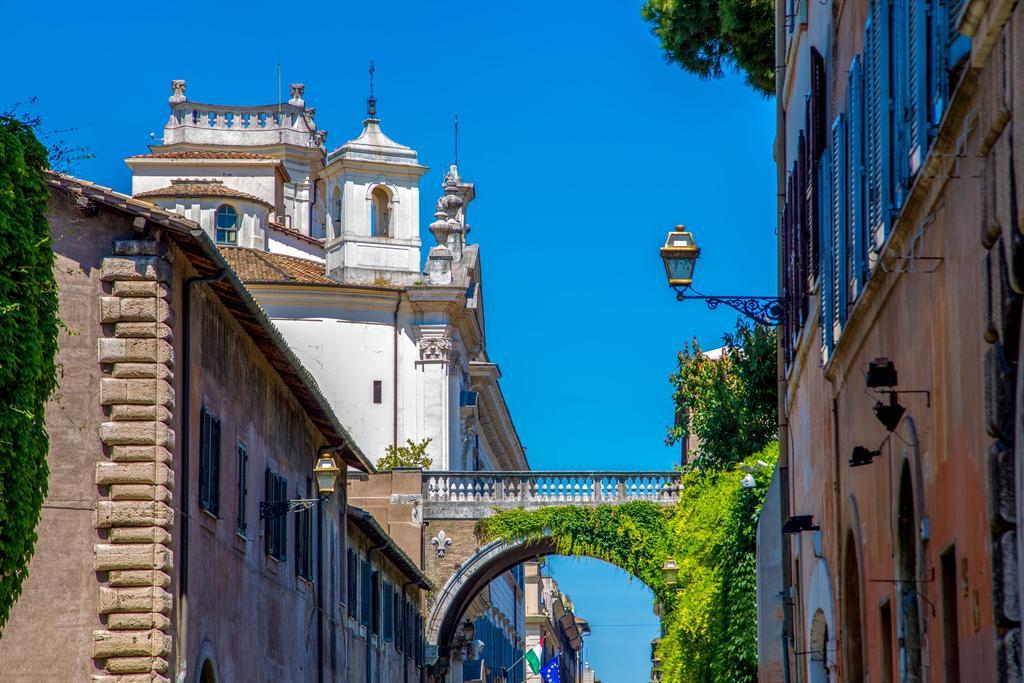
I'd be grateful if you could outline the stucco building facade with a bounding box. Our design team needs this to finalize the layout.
[763,0,1024,677]
[0,175,442,682]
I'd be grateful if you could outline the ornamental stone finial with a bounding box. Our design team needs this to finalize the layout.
[169,79,187,103]
[289,83,305,106]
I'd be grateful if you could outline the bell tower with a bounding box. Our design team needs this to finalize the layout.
[321,78,428,285]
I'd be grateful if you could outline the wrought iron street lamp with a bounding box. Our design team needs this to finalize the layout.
[661,226,785,326]
[260,451,341,521]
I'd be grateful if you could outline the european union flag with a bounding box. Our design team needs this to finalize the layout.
[540,654,560,683]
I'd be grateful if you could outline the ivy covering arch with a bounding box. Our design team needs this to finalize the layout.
[474,443,778,683]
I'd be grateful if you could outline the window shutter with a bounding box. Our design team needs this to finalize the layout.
[908,0,929,173]
[819,148,834,353]
[264,468,273,556]
[848,57,868,300]
[276,477,287,561]
[210,415,221,516]
[383,581,394,642]
[295,496,305,577]
[199,408,211,511]
[360,559,372,627]
[371,569,381,635]
[347,549,358,618]
[236,442,248,532]
[866,0,893,253]
[832,116,849,338]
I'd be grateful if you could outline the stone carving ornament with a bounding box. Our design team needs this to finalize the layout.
[420,337,453,362]
[169,80,187,103]
[432,530,453,558]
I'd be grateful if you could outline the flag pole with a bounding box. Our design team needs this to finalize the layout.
[505,635,545,676]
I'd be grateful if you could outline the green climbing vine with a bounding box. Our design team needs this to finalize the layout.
[0,115,60,631]
[475,442,778,683]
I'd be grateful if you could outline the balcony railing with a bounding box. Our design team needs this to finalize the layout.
[423,471,682,510]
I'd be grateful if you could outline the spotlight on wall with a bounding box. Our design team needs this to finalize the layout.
[873,393,907,431]
[782,515,820,534]
[866,357,898,388]
[849,446,882,467]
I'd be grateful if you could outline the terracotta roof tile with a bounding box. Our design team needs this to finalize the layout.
[130,150,277,160]
[135,179,273,208]
[219,247,338,286]
[268,219,325,246]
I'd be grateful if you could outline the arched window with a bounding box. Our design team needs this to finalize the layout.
[808,610,830,683]
[842,530,865,683]
[370,187,391,237]
[215,205,238,245]
[897,460,923,682]
[332,186,343,236]
[199,659,216,683]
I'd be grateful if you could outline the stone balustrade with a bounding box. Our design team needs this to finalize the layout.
[164,102,324,148]
[422,471,681,517]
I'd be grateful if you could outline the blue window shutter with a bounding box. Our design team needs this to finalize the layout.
[848,57,868,297]
[819,148,834,354]
[832,115,848,334]
[908,0,928,174]
[867,0,893,250]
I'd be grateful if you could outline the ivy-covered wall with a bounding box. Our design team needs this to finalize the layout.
[0,117,59,631]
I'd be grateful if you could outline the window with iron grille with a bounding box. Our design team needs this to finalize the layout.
[199,407,221,516]
[264,469,287,561]
[235,441,248,533]
[347,549,358,619]
[295,479,314,580]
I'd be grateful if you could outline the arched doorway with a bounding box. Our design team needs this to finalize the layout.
[809,609,830,683]
[842,529,865,682]
[198,659,216,683]
[897,460,923,682]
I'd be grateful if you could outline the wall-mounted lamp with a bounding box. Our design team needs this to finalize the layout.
[661,557,679,585]
[313,454,341,494]
[866,357,898,388]
[873,393,907,432]
[782,515,820,534]
[850,446,882,467]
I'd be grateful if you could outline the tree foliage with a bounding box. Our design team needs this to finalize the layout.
[0,115,59,631]
[476,444,778,683]
[377,438,433,471]
[641,0,776,96]
[667,320,777,470]
[657,443,777,682]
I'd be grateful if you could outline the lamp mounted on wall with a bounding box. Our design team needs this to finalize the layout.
[849,445,883,467]
[862,358,930,434]
[782,515,820,534]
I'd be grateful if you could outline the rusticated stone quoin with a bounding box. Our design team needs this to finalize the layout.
[93,240,175,680]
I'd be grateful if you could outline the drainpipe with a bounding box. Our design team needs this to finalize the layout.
[393,292,402,451]
[176,267,226,682]
[773,0,793,676]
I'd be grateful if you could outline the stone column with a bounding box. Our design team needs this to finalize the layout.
[92,240,175,683]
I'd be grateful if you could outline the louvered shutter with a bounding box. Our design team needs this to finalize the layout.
[264,469,273,556]
[210,415,221,516]
[946,0,970,69]
[199,408,211,511]
[276,477,287,561]
[908,0,928,173]
[848,57,868,297]
[383,582,394,641]
[866,0,893,251]
[819,148,834,353]
[360,559,372,627]
[347,550,358,618]
[797,132,810,305]
[832,116,849,338]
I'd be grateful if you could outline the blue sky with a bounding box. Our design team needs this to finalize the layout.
[5,1,775,679]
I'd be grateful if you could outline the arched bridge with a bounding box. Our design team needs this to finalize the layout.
[418,471,681,679]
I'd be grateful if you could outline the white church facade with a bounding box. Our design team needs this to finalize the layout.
[128,78,529,681]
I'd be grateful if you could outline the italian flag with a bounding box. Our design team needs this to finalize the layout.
[525,638,545,674]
